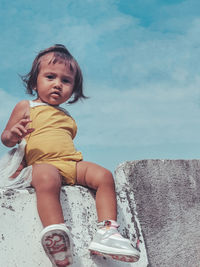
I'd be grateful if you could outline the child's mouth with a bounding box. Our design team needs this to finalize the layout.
[51,92,61,98]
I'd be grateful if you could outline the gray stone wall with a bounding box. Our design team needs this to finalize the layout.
[118,160,200,267]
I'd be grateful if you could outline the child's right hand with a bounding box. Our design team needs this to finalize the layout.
[1,100,34,147]
[8,118,35,144]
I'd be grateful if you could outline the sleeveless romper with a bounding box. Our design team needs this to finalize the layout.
[25,101,83,185]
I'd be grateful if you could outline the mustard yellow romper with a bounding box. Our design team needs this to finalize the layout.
[25,101,83,185]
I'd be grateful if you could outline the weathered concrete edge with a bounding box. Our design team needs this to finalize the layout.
[115,160,170,267]
[115,162,149,267]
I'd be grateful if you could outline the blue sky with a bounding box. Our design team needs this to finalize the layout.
[1,0,200,172]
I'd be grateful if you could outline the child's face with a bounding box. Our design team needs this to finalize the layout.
[35,53,75,105]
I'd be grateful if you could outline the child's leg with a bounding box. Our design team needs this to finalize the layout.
[31,163,72,266]
[76,161,117,222]
[31,163,64,227]
[76,161,140,263]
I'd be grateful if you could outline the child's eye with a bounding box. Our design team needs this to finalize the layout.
[63,79,70,83]
[46,75,54,79]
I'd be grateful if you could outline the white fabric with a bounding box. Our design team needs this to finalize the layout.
[29,100,71,116]
[0,139,32,189]
[29,100,47,107]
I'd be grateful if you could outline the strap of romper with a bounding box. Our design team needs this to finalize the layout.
[29,100,48,107]
[29,100,71,117]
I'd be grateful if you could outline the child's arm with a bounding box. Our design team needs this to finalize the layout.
[1,100,34,147]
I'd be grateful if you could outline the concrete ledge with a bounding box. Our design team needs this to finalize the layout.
[118,160,200,267]
[2,159,199,266]
[0,168,147,267]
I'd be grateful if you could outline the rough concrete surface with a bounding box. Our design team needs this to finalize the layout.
[118,160,200,267]
[0,170,147,267]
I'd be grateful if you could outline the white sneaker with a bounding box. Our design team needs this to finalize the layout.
[40,224,73,266]
[88,220,140,262]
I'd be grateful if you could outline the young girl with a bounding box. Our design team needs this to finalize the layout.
[1,44,140,266]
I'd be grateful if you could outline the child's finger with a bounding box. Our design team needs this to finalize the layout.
[26,128,35,135]
[15,124,28,135]
[11,128,24,137]
[21,128,34,138]
[20,118,32,126]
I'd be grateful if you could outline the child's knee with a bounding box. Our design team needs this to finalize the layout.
[103,169,114,181]
[32,164,62,191]
[96,169,115,187]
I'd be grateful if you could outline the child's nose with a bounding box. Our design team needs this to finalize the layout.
[54,79,62,89]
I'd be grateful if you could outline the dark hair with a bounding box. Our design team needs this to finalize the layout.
[21,44,87,104]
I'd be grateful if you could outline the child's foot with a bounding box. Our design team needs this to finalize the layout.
[40,224,73,266]
[89,220,140,263]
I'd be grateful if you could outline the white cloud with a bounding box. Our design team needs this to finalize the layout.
[0,89,19,121]
[69,79,200,149]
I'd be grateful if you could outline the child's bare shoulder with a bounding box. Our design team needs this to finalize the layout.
[11,100,30,118]
[15,100,29,109]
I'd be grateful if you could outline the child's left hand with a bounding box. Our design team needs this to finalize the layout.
[10,157,27,179]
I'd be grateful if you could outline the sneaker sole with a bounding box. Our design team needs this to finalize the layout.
[41,225,73,266]
[88,242,140,259]
[90,250,140,262]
